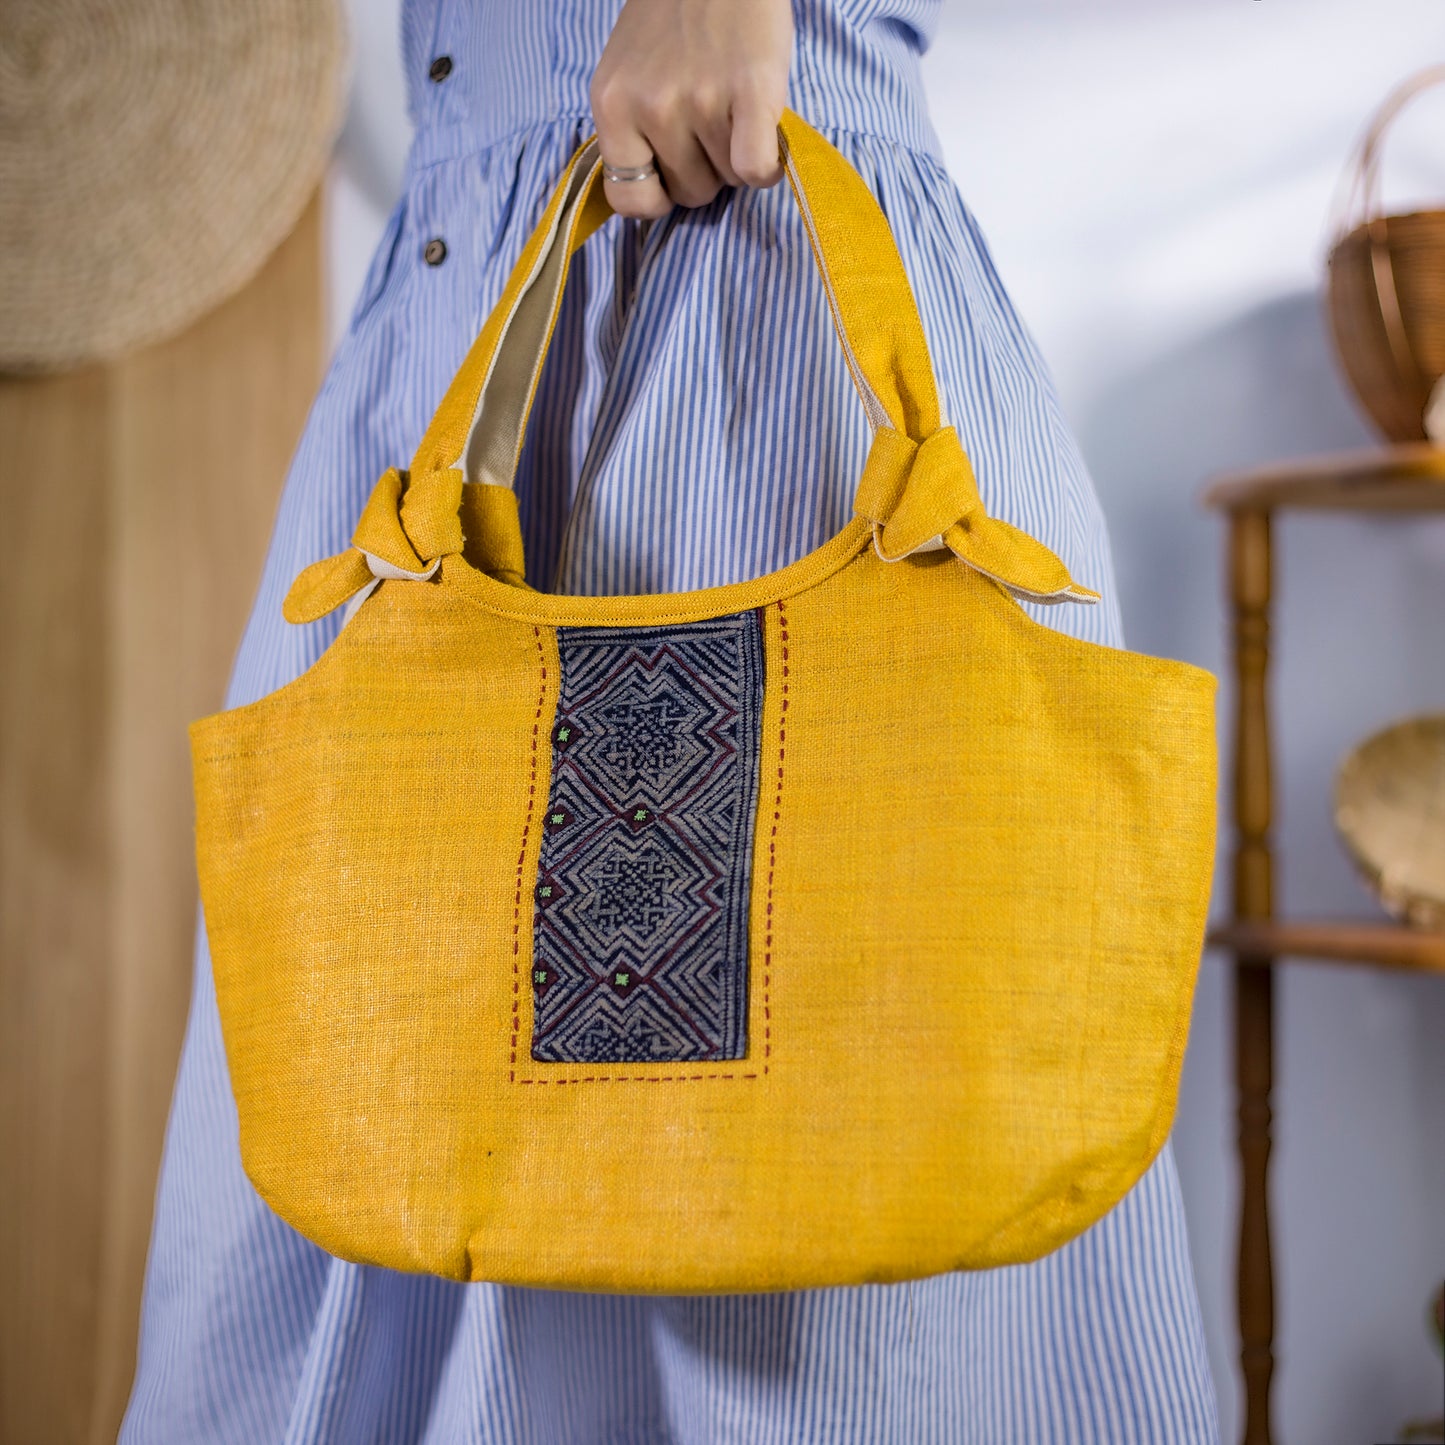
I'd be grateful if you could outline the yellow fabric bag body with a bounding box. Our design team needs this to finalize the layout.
[191,113,1217,1293]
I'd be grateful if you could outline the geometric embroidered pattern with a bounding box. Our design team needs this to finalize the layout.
[530,612,764,1063]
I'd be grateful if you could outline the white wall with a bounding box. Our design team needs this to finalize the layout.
[327,3,1445,1440]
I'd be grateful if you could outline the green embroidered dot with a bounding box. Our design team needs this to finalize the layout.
[539,884,553,898]
[633,808,648,822]
[557,726,571,742]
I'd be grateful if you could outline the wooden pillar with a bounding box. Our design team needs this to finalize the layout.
[1228,508,1276,1445]
[0,194,323,1445]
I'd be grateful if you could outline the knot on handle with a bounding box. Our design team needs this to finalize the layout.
[854,427,1100,605]
[282,467,464,624]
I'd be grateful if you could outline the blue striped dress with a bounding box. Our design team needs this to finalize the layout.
[121,2,1221,1440]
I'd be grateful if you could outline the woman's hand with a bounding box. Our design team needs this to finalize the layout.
[590,0,794,219]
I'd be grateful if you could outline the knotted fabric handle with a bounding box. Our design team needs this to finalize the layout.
[285,110,1097,624]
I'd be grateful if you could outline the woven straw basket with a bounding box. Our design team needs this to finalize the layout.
[0,1,346,373]
[1335,715,1445,931]
[1326,65,1445,443]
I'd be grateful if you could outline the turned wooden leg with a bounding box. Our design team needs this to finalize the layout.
[1235,959,1275,1445]
[1229,509,1276,1445]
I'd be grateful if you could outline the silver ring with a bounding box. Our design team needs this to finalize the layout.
[602,158,658,184]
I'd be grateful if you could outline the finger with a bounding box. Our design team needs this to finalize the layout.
[730,91,785,189]
[691,91,744,190]
[602,162,671,221]
[592,83,672,219]
[646,122,726,210]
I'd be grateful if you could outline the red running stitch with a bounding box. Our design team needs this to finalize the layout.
[762,598,788,1074]
[516,1071,760,1086]
[509,626,548,1083]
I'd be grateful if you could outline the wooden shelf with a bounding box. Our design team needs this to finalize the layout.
[1207,917,1445,974]
[1205,443,1445,1444]
[1201,442,1445,513]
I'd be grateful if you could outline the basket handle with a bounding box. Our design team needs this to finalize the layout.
[1330,63,1445,242]
[1327,65,1445,389]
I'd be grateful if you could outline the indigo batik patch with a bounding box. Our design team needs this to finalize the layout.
[530,612,764,1064]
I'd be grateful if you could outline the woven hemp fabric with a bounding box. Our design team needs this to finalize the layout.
[184,112,1218,1296]
[532,613,764,1063]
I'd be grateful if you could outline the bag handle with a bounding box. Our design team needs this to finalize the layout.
[415,110,940,494]
[284,111,1097,625]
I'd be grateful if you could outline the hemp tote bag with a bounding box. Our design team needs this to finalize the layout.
[190,110,1217,1293]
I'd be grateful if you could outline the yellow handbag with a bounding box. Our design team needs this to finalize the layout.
[191,111,1217,1293]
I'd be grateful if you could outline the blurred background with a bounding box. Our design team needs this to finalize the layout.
[3,1,1443,1442]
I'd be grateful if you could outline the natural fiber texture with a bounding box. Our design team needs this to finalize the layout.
[1326,65,1445,442]
[0,0,345,372]
[192,113,1218,1292]
[1335,714,1445,930]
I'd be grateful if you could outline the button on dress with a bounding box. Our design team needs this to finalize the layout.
[121,2,1221,1440]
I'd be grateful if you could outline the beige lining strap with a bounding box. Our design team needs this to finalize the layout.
[462,145,606,488]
